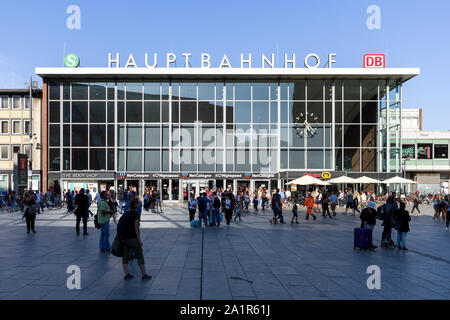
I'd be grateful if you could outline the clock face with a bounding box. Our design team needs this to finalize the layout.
[295,111,320,137]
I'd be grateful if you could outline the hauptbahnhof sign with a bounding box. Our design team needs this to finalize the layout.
[107,52,337,69]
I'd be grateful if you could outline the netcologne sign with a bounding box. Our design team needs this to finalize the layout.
[107,52,337,69]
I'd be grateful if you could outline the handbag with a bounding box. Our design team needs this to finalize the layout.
[111,235,123,257]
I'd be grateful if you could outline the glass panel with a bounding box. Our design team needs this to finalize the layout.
[143,82,160,100]
[145,150,160,171]
[335,148,343,171]
[49,149,60,171]
[252,83,269,100]
[307,126,323,148]
[335,80,343,100]
[72,82,88,100]
[199,149,215,171]
[180,149,196,171]
[127,125,142,147]
[198,101,215,123]
[235,125,251,148]
[127,149,142,171]
[49,102,60,123]
[180,125,195,147]
[344,149,360,171]
[235,83,251,100]
[289,125,304,147]
[198,83,214,100]
[292,80,305,100]
[172,101,179,123]
[434,144,448,159]
[344,102,360,124]
[289,150,305,169]
[335,125,342,148]
[180,101,197,123]
[144,101,160,122]
[90,148,106,170]
[362,125,377,148]
[117,83,125,100]
[362,148,377,172]
[63,124,70,145]
[126,101,142,122]
[180,82,197,100]
[417,144,432,159]
[107,83,114,100]
[145,125,160,147]
[126,82,142,100]
[162,149,169,171]
[362,102,377,123]
[90,125,106,146]
[335,101,343,123]
[270,102,278,123]
[72,125,88,146]
[402,144,415,159]
[107,124,114,147]
[107,148,114,170]
[162,125,169,147]
[117,101,124,122]
[90,101,106,123]
[235,102,251,123]
[226,102,233,124]
[344,125,360,148]
[307,102,323,123]
[172,149,179,171]
[199,125,215,147]
[72,101,88,123]
[344,80,360,100]
[216,83,224,100]
[49,125,60,146]
[361,80,378,100]
[216,101,224,123]
[49,81,60,100]
[118,149,125,171]
[162,101,169,122]
[63,148,70,170]
[89,83,106,100]
[307,150,323,169]
[72,148,87,170]
[235,149,250,171]
[307,80,323,100]
[253,102,269,123]
[63,102,70,123]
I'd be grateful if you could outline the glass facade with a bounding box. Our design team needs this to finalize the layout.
[48,79,402,174]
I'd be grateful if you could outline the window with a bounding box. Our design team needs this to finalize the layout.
[402,144,415,159]
[417,144,433,159]
[1,96,9,109]
[0,145,8,160]
[434,144,448,159]
[12,120,21,134]
[12,145,20,154]
[1,120,8,134]
[12,96,22,109]
[24,97,30,109]
[23,145,31,158]
[24,120,30,135]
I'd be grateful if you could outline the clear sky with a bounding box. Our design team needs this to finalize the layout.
[0,0,448,130]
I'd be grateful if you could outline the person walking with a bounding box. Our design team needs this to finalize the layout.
[304,191,317,221]
[330,192,338,216]
[381,195,398,249]
[394,202,411,250]
[433,195,441,220]
[322,193,332,219]
[74,188,90,236]
[224,195,233,226]
[155,189,163,213]
[117,198,152,280]
[188,194,197,222]
[344,189,355,215]
[20,191,37,234]
[359,201,378,249]
[353,191,361,214]
[98,191,116,252]
[439,195,447,222]
[66,189,73,212]
[291,199,299,224]
[410,192,421,215]
[197,192,208,228]
[211,191,221,226]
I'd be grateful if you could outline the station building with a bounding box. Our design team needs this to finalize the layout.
[36,67,419,200]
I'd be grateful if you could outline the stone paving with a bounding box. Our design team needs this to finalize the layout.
[0,202,448,300]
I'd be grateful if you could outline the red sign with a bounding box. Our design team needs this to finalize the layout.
[304,173,321,178]
[19,158,27,170]
[364,54,385,68]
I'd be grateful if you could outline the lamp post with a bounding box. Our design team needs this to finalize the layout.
[25,77,38,190]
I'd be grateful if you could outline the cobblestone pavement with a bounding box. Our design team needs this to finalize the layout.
[0,202,448,300]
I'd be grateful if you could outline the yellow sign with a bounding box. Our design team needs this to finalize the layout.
[321,171,331,179]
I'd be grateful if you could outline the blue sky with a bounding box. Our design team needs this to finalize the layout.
[0,0,448,130]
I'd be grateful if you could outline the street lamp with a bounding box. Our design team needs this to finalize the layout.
[24,78,39,190]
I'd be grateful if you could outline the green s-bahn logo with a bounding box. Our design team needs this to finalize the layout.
[64,53,80,68]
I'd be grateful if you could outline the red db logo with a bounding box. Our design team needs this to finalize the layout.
[364,54,385,68]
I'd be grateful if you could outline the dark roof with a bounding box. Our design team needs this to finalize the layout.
[0,89,42,97]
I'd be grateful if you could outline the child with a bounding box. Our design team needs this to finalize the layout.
[291,200,299,224]
[234,201,242,222]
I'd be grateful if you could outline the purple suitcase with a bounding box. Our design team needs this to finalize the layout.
[354,228,372,250]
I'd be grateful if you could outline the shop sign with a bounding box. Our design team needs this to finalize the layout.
[61,172,115,179]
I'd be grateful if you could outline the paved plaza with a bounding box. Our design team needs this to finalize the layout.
[0,202,449,300]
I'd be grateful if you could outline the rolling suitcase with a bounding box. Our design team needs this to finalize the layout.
[354,227,372,250]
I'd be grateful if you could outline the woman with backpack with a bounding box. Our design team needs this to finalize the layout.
[20,191,37,234]
[117,198,152,281]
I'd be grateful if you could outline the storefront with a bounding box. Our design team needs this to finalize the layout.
[37,64,419,201]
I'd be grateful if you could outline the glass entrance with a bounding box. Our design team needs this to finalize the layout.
[182,180,197,201]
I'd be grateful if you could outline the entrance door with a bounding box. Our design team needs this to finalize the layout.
[237,180,250,192]
[255,180,269,190]
[182,180,197,201]
[126,180,139,197]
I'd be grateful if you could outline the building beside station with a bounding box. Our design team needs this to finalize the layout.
[0,89,42,192]
[36,65,419,200]
[401,108,450,194]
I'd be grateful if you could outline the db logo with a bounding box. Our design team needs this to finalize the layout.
[364,54,385,68]
[20,158,27,170]
[321,172,331,179]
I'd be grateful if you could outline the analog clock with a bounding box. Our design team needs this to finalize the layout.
[295,111,320,137]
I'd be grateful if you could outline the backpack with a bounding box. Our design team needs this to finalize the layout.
[198,197,206,211]
[213,197,221,209]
